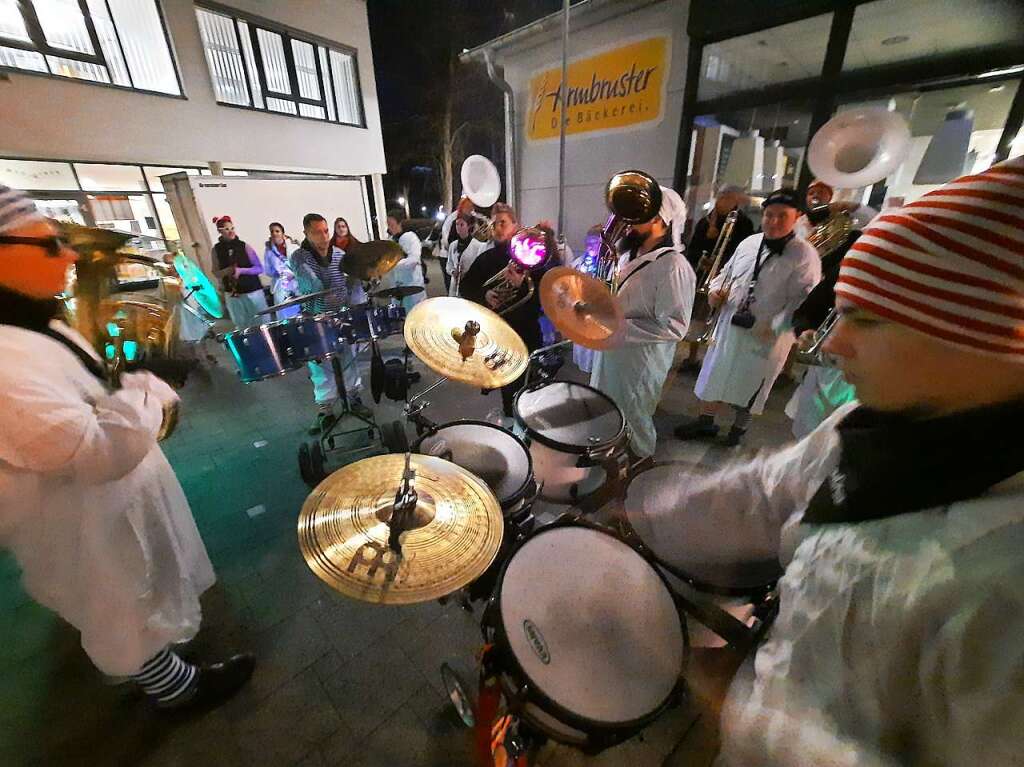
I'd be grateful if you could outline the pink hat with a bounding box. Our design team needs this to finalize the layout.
[835,156,1024,361]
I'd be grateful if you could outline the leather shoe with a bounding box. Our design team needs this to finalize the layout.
[160,653,256,713]
[674,418,720,441]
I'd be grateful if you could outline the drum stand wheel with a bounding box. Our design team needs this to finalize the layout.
[298,440,328,488]
[440,663,476,728]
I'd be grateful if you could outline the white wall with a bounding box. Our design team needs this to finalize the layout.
[0,0,386,176]
[494,0,690,254]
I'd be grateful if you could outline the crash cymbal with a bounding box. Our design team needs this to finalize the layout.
[539,266,623,350]
[403,297,528,388]
[172,252,223,319]
[372,285,425,300]
[298,453,503,605]
[343,240,403,281]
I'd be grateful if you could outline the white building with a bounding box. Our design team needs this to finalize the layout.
[0,0,388,246]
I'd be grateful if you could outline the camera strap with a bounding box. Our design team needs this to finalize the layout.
[739,233,792,310]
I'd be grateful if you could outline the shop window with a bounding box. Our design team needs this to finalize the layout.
[195,5,364,127]
[698,14,832,101]
[74,163,146,192]
[0,0,180,94]
[88,193,163,250]
[0,158,78,190]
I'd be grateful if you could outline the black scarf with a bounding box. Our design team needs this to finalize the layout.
[762,231,795,255]
[803,399,1024,525]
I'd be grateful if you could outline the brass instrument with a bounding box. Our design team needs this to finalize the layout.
[461,155,501,242]
[794,308,839,366]
[690,210,739,338]
[60,222,182,439]
[481,226,550,315]
[806,205,854,259]
[597,170,663,293]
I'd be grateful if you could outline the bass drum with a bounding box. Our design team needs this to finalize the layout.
[482,521,686,752]
[413,420,537,601]
[513,381,626,502]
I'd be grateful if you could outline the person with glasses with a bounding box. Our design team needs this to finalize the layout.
[211,214,267,328]
[0,185,254,712]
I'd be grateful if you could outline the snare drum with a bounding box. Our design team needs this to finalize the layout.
[413,421,537,600]
[224,320,297,382]
[625,464,782,648]
[482,521,686,752]
[280,313,346,364]
[513,381,627,502]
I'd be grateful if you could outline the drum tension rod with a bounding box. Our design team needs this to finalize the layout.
[386,452,419,555]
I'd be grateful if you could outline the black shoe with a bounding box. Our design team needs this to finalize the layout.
[159,654,255,713]
[678,359,701,374]
[674,417,720,441]
[309,411,336,436]
[720,427,746,447]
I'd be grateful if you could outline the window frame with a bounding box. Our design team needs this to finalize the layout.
[0,0,184,97]
[195,2,366,128]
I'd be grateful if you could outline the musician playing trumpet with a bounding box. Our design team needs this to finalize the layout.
[675,189,820,447]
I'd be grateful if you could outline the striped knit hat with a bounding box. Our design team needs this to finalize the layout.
[0,184,45,233]
[835,156,1024,361]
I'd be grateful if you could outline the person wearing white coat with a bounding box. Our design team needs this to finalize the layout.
[446,212,492,297]
[677,188,820,446]
[0,184,254,711]
[627,157,1024,765]
[590,185,696,459]
[382,209,426,314]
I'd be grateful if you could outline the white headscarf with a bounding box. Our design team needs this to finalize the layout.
[658,186,687,252]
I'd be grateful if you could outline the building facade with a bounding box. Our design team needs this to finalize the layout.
[0,0,388,248]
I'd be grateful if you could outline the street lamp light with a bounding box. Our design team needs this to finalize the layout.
[397,196,406,205]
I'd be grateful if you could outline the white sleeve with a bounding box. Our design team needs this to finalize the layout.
[0,375,166,484]
[618,257,694,345]
[397,232,421,266]
[446,241,459,275]
[627,405,846,566]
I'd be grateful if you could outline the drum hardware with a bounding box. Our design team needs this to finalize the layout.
[297,453,504,605]
[371,285,424,301]
[794,308,839,367]
[538,267,624,350]
[596,170,663,294]
[255,287,344,317]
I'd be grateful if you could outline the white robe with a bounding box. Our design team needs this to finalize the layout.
[695,233,820,414]
[590,246,695,457]
[447,237,492,297]
[628,403,1024,766]
[0,323,214,676]
[378,230,425,312]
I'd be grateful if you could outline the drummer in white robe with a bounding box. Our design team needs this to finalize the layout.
[676,188,820,447]
[590,186,696,459]
[0,185,253,711]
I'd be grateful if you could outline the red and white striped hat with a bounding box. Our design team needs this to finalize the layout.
[836,156,1024,361]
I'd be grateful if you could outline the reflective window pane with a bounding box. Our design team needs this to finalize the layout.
[291,39,319,100]
[698,14,832,101]
[299,103,325,120]
[195,8,249,105]
[152,193,179,241]
[106,0,179,94]
[843,0,1024,72]
[89,193,163,248]
[237,20,263,108]
[319,46,336,121]
[83,0,131,87]
[33,0,95,55]
[74,163,146,191]
[33,197,88,225]
[330,49,361,125]
[257,28,291,94]
[266,96,297,115]
[0,159,79,190]
[0,44,47,73]
[0,0,31,42]
[46,55,109,82]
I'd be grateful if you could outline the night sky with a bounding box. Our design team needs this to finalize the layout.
[366,0,564,209]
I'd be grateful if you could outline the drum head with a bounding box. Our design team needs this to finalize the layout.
[498,526,683,726]
[414,422,532,509]
[626,464,783,592]
[514,382,623,452]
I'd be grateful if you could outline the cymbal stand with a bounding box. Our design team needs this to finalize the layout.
[317,345,378,456]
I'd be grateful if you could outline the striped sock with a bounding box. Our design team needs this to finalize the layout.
[131,649,198,705]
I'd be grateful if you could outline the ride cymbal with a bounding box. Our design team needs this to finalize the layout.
[404,297,528,388]
[343,240,403,281]
[298,454,503,605]
[539,266,624,350]
[373,285,425,300]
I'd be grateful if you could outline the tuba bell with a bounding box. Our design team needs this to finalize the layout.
[807,106,910,189]
[460,155,501,241]
[597,170,662,293]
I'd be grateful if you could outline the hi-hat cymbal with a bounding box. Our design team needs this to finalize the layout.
[343,240,403,281]
[298,454,503,605]
[539,266,624,350]
[404,297,528,388]
[373,285,424,300]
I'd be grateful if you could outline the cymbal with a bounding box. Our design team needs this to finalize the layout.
[256,288,338,315]
[403,297,528,388]
[343,240,403,281]
[172,252,223,320]
[539,266,624,350]
[373,285,424,300]
[298,453,503,605]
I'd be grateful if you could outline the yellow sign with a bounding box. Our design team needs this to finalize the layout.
[527,37,668,142]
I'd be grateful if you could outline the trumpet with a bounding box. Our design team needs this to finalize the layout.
[794,308,839,366]
[597,170,663,293]
[482,226,550,315]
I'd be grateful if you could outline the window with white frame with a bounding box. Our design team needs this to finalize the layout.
[195,5,364,126]
[0,0,180,94]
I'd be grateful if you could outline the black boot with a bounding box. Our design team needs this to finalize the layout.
[674,414,720,440]
[159,654,256,713]
[721,426,746,447]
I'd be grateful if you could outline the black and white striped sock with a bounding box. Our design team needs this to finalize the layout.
[131,649,198,705]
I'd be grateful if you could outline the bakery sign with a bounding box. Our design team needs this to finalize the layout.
[526,36,669,142]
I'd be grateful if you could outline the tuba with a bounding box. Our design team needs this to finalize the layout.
[460,155,501,242]
[597,170,662,293]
